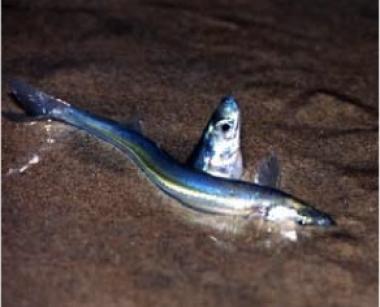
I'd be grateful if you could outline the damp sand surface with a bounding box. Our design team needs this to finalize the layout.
[2,1,378,306]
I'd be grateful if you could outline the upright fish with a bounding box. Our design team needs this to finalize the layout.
[9,80,335,226]
[188,96,243,179]
[189,97,281,190]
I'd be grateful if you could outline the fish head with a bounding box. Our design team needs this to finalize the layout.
[293,203,336,227]
[264,193,335,227]
[205,96,241,155]
[188,96,243,179]
[284,197,335,227]
[210,96,240,141]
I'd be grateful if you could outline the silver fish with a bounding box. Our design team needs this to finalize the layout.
[188,96,243,179]
[9,80,335,227]
[189,97,281,190]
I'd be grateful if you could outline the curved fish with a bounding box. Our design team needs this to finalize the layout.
[188,96,243,179]
[9,80,335,227]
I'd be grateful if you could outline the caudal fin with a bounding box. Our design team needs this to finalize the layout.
[9,79,70,118]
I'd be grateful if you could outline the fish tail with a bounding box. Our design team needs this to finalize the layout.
[9,79,70,119]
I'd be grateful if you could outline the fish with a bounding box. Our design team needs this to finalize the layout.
[189,97,281,190]
[187,96,243,179]
[9,80,335,227]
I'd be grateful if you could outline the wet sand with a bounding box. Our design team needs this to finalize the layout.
[2,1,378,306]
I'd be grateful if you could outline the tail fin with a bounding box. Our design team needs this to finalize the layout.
[9,79,70,118]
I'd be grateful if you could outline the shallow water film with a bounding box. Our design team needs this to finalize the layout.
[2,1,378,306]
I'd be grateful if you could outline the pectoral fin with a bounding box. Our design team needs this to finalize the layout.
[253,151,281,188]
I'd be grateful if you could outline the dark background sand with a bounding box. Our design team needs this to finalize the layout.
[2,1,378,306]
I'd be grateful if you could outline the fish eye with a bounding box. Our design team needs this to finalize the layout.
[221,123,230,132]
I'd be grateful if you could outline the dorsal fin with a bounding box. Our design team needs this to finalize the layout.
[253,151,281,188]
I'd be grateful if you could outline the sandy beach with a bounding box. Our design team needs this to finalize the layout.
[2,1,378,306]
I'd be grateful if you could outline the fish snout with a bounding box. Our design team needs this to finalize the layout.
[296,206,336,227]
[219,96,239,113]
